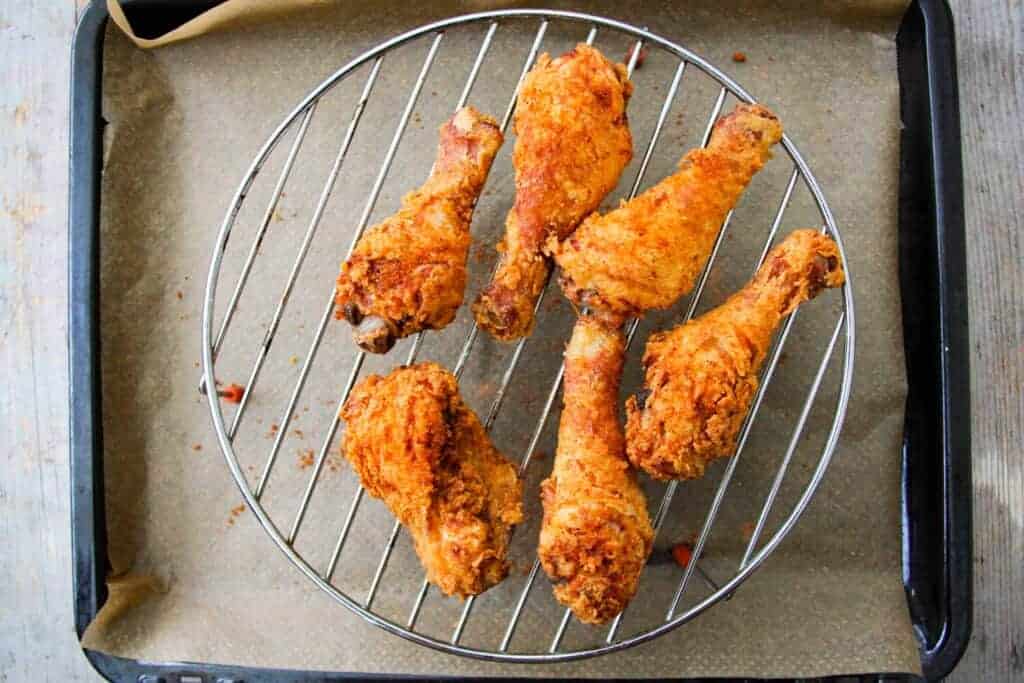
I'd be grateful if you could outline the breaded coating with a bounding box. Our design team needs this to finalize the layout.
[625,230,845,480]
[336,107,503,353]
[539,318,654,624]
[552,103,783,325]
[340,363,523,597]
[473,45,633,341]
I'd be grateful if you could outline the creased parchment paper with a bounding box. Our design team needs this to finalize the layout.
[84,0,920,677]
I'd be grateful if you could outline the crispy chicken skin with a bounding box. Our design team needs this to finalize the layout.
[538,318,654,624]
[472,45,633,341]
[625,230,845,480]
[340,363,523,597]
[552,104,783,326]
[336,107,503,353]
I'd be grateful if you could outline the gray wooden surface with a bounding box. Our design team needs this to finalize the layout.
[0,1,1019,680]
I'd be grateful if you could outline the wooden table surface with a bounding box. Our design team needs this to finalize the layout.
[1,1,1019,680]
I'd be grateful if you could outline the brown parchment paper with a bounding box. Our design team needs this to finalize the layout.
[83,0,921,677]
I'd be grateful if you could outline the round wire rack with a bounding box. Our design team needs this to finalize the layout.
[201,9,855,663]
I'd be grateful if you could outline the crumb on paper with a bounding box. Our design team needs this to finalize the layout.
[289,355,299,365]
[192,443,202,452]
[193,361,200,368]
[227,504,246,526]
[326,450,345,473]
[732,51,747,63]
[294,429,304,439]
[671,542,693,568]
[625,45,648,69]
[266,423,279,438]
[471,242,489,264]
[219,383,245,404]
[176,290,183,300]
[297,449,315,470]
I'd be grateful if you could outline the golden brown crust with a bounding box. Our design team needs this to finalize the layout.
[336,107,503,353]
[473,45,633,341]
[551,103,783,323]
[538,318,653,624]
[625,230,845,480]
[340,362,523,597]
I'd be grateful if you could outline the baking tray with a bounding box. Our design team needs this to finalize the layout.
[68,1,970,680]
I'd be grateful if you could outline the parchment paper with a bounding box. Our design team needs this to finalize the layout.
[83,0,921,677]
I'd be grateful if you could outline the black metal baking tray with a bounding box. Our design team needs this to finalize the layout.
[68,1,970,680]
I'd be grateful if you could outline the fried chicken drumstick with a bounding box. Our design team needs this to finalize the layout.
[551,103,783,326]
[626,230,845,480]
[473,45,633,341]
[336,107,503,353]
[341,363,523,597]
[539,317,654,624]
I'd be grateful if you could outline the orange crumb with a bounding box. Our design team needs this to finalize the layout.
[625,45,649,68]
[219,383,245,404]
[471,242,489,264]
[672,543,693,568]
[326,451,345,473]
[176,290,183,300]
[732,51,747,63]
[297,449,315,470]
[192,443,202,452]
[227,504,245,525]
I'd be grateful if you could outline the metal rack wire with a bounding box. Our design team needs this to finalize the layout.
[201,9,855,663]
